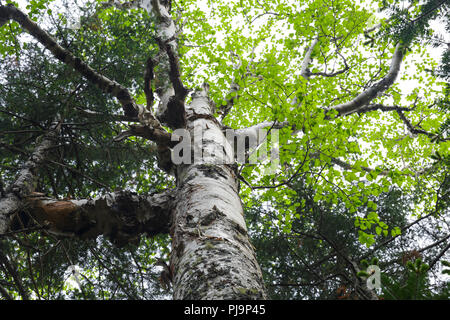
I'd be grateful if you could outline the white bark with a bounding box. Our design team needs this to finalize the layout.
[170,88,267,299]
[300,37,319,79]
[23,190,173,245]
[151,0,188,129]
[332,43,406,116]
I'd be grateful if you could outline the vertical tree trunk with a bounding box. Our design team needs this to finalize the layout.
[170,88,267,299]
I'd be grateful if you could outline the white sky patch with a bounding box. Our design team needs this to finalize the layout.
[64,265,82,291]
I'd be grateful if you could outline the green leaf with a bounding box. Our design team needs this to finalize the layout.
[375,226,382,235]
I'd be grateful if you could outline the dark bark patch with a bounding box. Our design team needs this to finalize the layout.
[200,205,226,226]
[232,287,265,300]
[9,209,32,231]
[157,96,186,129]
[175,240,185,258]
[207,261,229,278]
[181,171,199,185]
[228,218,248,236]
[196,164,228,180]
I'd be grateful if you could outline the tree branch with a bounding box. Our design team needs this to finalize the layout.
[99,0,146,11]
[0,250,30,300]
[151,0,187,129]
[219,47,267,122]
[359,209,439,261]
[317,230,378,300]
[313,149,434,177]
[16,190,174,246]
[113,123,180,147]
[427,238,450,271]
[144,57,155,111]
[157,38,188,99]
[396,109,437,139]
[330,43,406,116]
[0,282,13,300]
[218,51,243,122]
[74,106,139,122]
[308,51,349,78]
[0,4,180,148]
[356,103,412,114]
[300,37,319,80]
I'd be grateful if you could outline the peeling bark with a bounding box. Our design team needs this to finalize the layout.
[21,190,173,246]
[152,0,188,130]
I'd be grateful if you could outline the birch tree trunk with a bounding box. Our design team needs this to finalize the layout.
[169,88,267,299]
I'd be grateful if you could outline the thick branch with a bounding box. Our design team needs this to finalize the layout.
[218,83,239,122]
[229,120,290,154]
[157,39,188,99]
[18,190,174,246]
[232,120,290,136]
[75,107,139,122]
[152,0,187,129]
[144,57,155,111]
[219,51,244,122]
[331,43,406,116]
[99,0,145,11]
[300,37,319,79]
[113,123,179,147]
[356,103,412,114]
